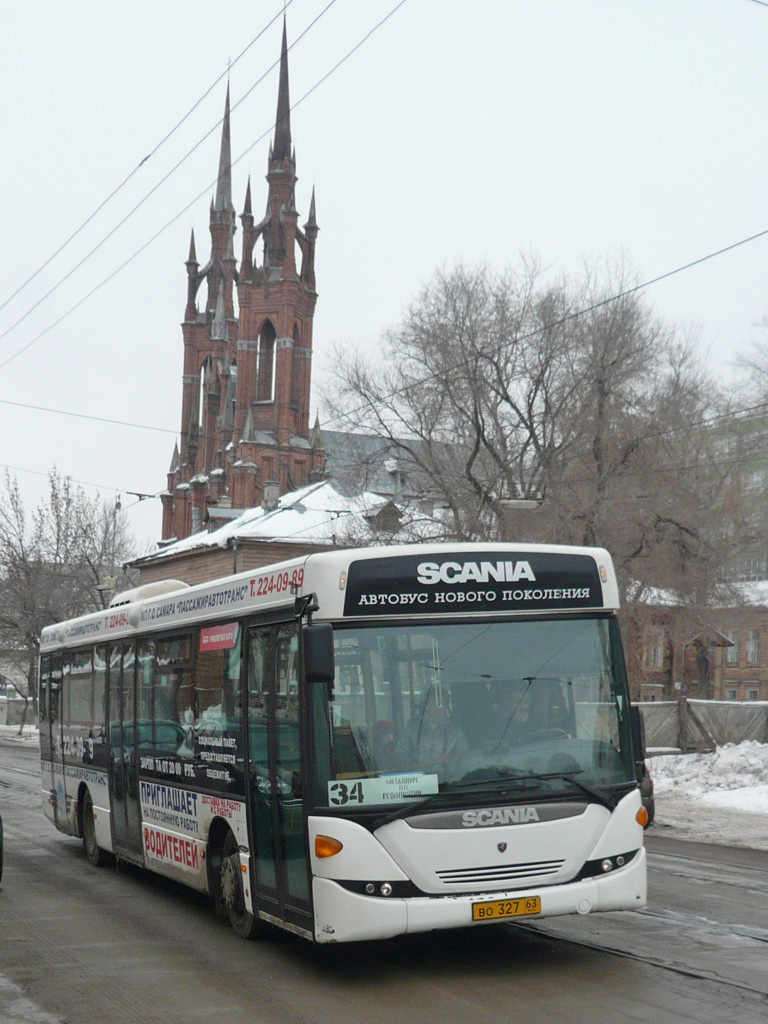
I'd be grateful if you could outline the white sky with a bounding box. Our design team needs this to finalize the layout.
[1,0,767,549]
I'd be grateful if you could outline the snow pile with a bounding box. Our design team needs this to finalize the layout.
[649,741,768,814]
[648,741,768,849]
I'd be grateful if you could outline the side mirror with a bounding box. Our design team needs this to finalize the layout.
[302,623,335,686]
[629,705,646,781]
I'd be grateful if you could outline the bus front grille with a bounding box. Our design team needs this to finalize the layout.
[435,859,565,886]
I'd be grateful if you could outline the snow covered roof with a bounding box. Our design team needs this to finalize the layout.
[734,580,768,606]
[136,479,406,564]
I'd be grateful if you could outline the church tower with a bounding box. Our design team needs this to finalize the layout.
[161,20,323,541]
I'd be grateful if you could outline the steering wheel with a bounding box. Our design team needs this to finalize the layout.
[528,728,570,742]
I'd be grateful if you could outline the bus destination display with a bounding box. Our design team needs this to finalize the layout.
[343,551,603,616]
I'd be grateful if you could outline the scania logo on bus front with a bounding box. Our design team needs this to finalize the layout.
[462,807,541,827]
[416,560,537,586]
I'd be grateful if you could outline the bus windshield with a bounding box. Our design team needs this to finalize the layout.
[311,616,635,810]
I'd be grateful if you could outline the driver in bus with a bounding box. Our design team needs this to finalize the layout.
[401,682,469,781]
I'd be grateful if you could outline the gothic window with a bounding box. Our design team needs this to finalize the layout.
[291,323,302,409]
[256,320,276,402]
[198,356,212,429]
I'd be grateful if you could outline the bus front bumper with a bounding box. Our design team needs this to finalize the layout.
[313,846,646,944]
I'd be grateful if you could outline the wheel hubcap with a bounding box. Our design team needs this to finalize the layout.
[221,854,242,914]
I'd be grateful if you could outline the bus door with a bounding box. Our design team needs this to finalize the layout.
[46,654,67,828]
[246,623,312,932]
[107,641,143,859]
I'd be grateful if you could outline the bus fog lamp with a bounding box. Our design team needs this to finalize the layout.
[600,859,613,873]
[616,855,625,867]
[365,883,376,894]
[380,882,393,896]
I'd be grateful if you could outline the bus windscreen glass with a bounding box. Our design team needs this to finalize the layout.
[313,616,634,809]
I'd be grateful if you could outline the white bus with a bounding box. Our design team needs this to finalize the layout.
[39,542,647,944]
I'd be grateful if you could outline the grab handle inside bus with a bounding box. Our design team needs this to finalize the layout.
[302,623,335,687]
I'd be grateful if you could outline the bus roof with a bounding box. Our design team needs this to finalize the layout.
[39,542,619,652]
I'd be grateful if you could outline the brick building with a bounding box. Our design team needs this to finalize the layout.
[161,20,325,542]
[629,593,768,704]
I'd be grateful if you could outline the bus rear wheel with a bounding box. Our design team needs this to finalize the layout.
[220,832,266,940]
[81,792,109,867]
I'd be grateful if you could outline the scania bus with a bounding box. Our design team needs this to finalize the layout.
[39,543,647,944]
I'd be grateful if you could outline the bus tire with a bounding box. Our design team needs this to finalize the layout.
[220,831,266,940]
[81,791,109,867]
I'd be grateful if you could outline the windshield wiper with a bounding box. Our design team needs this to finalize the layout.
[521,770,617,810]
[370,769,619,829]
[451,765,539,788]
[449,766,616,809]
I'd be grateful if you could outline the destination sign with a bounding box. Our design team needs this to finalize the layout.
[343,551,603,616]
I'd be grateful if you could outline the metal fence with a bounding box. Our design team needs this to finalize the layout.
[637,699,768,754]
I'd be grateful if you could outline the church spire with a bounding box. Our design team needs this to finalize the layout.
[271,18,292,167]
[186,228,198,265]
[305,187,317,231]
[214,84,234,214]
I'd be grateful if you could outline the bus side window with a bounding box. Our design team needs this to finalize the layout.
[39,655,50,723]
[155,635,193,754]
[69,650,93,725]
[137,639,155,750]
[195,624,242,734]
[93,646,107,732]
[61,657,72,726]
[49,656,62,724]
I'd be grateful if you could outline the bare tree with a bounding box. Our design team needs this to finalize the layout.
[0,469,136,729]
[325,261,729,604]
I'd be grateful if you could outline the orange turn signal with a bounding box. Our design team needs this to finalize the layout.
[315,835,344,858]
[636,807,649,827]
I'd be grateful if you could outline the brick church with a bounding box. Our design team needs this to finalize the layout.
[161,20,326,543]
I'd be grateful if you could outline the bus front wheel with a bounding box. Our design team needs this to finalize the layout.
[220,832,265,940]
[81,791,109,867]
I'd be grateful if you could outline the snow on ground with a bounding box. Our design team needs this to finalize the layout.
[0,724,39,745]
[649,741,768,850]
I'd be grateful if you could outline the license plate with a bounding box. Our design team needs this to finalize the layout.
[471,896,541,922]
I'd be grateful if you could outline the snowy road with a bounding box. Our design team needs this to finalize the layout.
[1,736,767,1024]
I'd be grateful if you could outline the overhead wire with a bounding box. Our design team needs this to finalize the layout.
[4,411,764,549]
[0,0,296,319]
[0,0,409,373]
[321,225,768,434]
[4,363,768,505]
[3,0,767,515]
[0,0,337,350]
[0,459,159,503]
[4,390,768,471]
